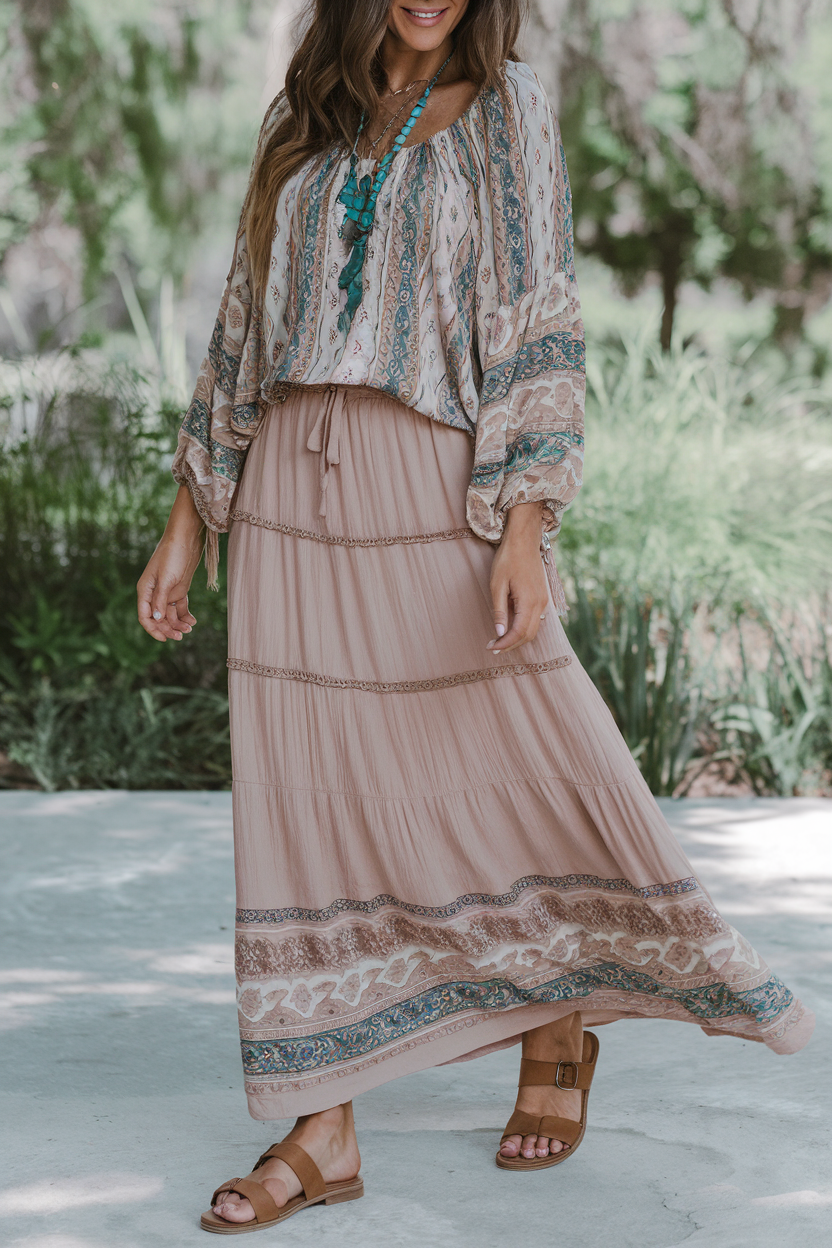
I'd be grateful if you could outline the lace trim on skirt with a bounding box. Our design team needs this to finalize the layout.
[227,654,571,693]
[230,509,475,547]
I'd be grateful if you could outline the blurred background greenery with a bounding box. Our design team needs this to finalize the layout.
[1,0,831,795]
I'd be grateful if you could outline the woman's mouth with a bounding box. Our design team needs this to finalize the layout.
[401,7,449,27]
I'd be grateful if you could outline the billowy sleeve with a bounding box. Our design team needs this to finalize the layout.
[467,64,585,545]
[171,91,289,587]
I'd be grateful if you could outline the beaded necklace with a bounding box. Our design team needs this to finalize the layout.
[335,50,453,335]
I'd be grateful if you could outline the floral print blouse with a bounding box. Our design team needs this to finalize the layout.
[172,58,585,578]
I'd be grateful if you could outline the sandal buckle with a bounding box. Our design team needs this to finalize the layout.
[554,1060,579,1089]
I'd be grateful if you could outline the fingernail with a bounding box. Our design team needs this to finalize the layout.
[495,623,506,637]
[152,611,162,620]
[486,640,494,649]
[492,648,502,654]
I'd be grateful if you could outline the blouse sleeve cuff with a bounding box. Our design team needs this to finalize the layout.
[171,431,240,535]
[498,491,564,535]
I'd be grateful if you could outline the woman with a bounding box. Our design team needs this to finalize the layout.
[138,0,813,1233]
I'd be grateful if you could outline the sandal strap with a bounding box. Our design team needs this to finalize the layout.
[518,1032,599,1090]
[501,1109,543,1141]
[500,1110,582,1146]
[254,1140,327,1202]
[537,1116,582,1146]
[518,1056,594,1090]
[210,1177,281,1225]
[210,1178,240,1207]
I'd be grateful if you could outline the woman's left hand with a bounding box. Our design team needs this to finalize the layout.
[487,501,549,654]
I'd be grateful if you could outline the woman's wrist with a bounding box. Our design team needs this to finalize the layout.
[501,500,544,545]
[163,485,205,550]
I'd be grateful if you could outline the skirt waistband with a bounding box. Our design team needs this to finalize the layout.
[265,379,396,406]
[268,383,407,517]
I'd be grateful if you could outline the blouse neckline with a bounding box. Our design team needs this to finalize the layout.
[349,80,491,169]
[398,79,490,151]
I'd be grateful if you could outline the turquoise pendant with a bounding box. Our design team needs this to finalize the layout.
[337,171,373,334]
[334,50,453,334]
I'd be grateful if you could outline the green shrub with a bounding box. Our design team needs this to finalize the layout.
[0,352,231,788]
[709,608,832,796]
[564,584,706,795]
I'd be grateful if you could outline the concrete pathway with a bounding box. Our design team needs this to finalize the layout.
[0,792,829,1248]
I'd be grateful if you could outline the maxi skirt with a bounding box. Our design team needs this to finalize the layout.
[226,382,813,1121]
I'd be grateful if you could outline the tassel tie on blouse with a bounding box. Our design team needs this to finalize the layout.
[540,531,569,617]
[306,383,347,517]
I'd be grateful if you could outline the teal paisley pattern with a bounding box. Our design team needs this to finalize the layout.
[505,429,585,474]
[480,332,586,404]
[171,61,586,573]
[241,966,795,1078]
[467,68,585,541]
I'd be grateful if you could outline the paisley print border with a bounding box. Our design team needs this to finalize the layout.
[241,964,795,1078]
[481,77,532,305]
[280,148,342,378]
[237,873,700,926]
[480,331,586,404]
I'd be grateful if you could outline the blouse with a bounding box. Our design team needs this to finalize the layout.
[171,58,585,584]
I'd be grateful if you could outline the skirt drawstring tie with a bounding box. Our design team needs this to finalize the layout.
[306,383,345,517]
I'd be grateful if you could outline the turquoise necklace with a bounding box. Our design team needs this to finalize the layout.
[335,50,453,335]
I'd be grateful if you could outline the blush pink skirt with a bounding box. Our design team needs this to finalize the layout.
[226,382,813,1121]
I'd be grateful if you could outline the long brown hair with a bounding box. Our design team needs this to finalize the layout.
[243,0,529,297]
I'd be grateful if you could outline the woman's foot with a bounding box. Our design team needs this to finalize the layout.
[212,1102,360,1225]
[499,1012,583,1160]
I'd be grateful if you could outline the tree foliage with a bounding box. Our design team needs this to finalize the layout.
[1,0,262,330]
[528,0,832,348]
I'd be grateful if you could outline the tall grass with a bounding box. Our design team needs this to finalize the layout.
[561,329,832,794]
[709,609,832,795]
[562,330,832,600]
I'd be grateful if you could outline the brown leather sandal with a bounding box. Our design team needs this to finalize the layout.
[200,1139,364,1234]
[495,1030,600,1170]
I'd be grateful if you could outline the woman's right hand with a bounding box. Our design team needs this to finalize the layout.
[137,485,205,642]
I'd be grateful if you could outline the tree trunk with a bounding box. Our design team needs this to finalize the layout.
[659,242,682,353]
[772,299,805,347]
[658,222,688,351]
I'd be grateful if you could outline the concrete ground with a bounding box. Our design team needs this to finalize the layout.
[0,792,829,1248]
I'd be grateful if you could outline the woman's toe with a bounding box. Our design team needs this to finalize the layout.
[550,1139,566,1155]
[500,1134,522,1156]
[534,1136,550,1157]
[520,1133,538,1159]
[214,1196,254,1224]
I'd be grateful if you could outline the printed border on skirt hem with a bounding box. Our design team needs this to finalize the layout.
[227,653,571,692]
[240,962,802,1089]
[234,872,812,1090]
[242,991,810,1100]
